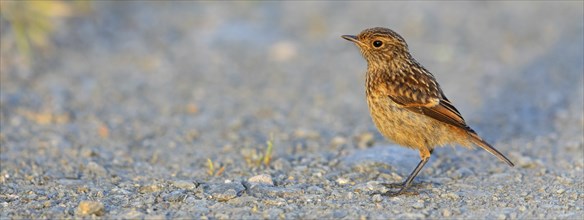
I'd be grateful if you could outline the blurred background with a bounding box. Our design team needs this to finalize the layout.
[2,0,582,154]
[0,1,582,218]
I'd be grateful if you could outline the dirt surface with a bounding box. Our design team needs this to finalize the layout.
[1,1,583,219]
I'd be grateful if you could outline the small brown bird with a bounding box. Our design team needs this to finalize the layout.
[342,27,514,196]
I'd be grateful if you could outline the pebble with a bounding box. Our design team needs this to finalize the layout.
[518,206,527,212]
[164,190,187,202]
[440,192,460,200]
[248,174,274,186]
[212,189,238,202]
[442,209,452,217]
[76,200,105,216]
[371,194,383,203]
[330,136,348,148]
[364,181,386,193]
[264,198,287,206]
[138,184,162,193]
[336,177,350,185]
[206,183,245,202]
[412,200,425,209]
[173,180,196,190]
[345,192,354,200]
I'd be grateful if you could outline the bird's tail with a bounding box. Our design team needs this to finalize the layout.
[469,133,514,167]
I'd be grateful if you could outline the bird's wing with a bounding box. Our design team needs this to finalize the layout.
[375,62,514,166]
[383,66,477,134]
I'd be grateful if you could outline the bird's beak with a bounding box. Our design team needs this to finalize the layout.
[341,35,359,43]
[342,35,365,47]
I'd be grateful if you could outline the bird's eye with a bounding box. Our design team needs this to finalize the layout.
[373,40,383,48]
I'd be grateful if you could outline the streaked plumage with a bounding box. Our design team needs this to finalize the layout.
[342,27,513,196]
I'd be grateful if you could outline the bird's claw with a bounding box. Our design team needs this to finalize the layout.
[379,189,419,197]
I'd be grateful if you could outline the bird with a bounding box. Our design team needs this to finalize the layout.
[341,27,514,196]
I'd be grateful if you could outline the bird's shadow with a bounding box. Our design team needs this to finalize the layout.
[342,145,421,175]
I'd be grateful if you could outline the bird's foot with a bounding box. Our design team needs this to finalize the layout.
[378,182,419,196]
[379,188,419,197]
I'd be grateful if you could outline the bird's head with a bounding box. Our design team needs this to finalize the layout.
[342,27,410,64]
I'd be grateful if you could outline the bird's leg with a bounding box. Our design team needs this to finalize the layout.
[381,148,433,196]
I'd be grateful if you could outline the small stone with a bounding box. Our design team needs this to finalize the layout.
[205,183,245,202]
[371,194,383,203]
[345,192,354,200]
[556,188,566,194]
[330,136,347,148]
[263,198,287,206]
[77,186,90,194]
[365,181,386,193]
[353,181,383,193]
[173,181,196,190]
[248,174,274,186]
[442,209,452,217]
[164,190,187,202]
[336,177,350,185]
[138,184,162,193]
[213,189,237,202]
[518,206,527,212]
[76,200,105,216]
[412,200,425,209]
[440,192,460,200]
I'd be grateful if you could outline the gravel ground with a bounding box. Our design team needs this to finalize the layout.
[1,1,583,219]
